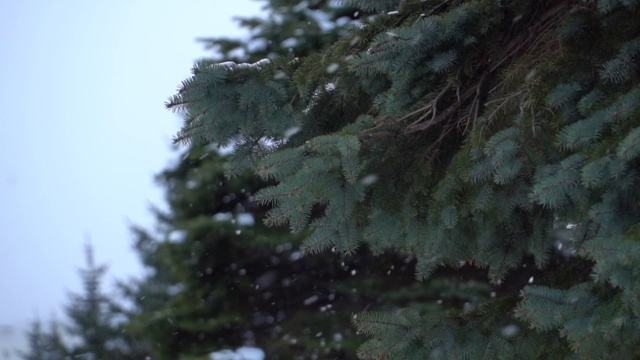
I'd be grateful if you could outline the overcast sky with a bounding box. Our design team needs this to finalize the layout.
[0,0,262,356]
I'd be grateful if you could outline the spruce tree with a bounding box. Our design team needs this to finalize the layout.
[20,246,146,360]
[22,320,48,360]
[64,244,145,360]
[44,322,69,360]
[167,0,640,358]
[20,319,69,360]
[65,244,114,360]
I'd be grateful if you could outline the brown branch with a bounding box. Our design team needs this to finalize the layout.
[405,71,488,134]
[404,1,568,136]
[403,83,452,127]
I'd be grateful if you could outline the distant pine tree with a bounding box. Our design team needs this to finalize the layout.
[20,319,69,360]
[168,0,640,358]
[65,243,118,360]
[21,243,147,360]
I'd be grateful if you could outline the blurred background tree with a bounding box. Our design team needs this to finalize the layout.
[20,320,69,360]
[21,244,146,360]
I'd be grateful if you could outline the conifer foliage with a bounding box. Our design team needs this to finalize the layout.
[168,0,640,358]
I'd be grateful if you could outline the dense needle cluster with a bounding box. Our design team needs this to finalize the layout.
[168,0,640,358]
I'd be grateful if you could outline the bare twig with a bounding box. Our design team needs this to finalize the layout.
[405,71,487,134]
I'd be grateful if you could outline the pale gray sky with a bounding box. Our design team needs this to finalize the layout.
[0,0,262,356]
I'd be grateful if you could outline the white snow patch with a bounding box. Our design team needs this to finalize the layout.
[247,38,268,53]
[217,59,270,71]
[281,37,298,48]
[186,180,198,189]
[304,8,335,32]
[284,126,301,139]
[361,173,378,185]
[304,295,319,306]
[326,63,340,74]
[210,346,265,360]
[168,230,187,243]
[218,61,237,68]
[213,212,233,222]
[236,213,255,226]
[167,284,184,296]
[500,324,520,337]
[292,0,309,12]
[274,70,288,80]
[289,251,303,262]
